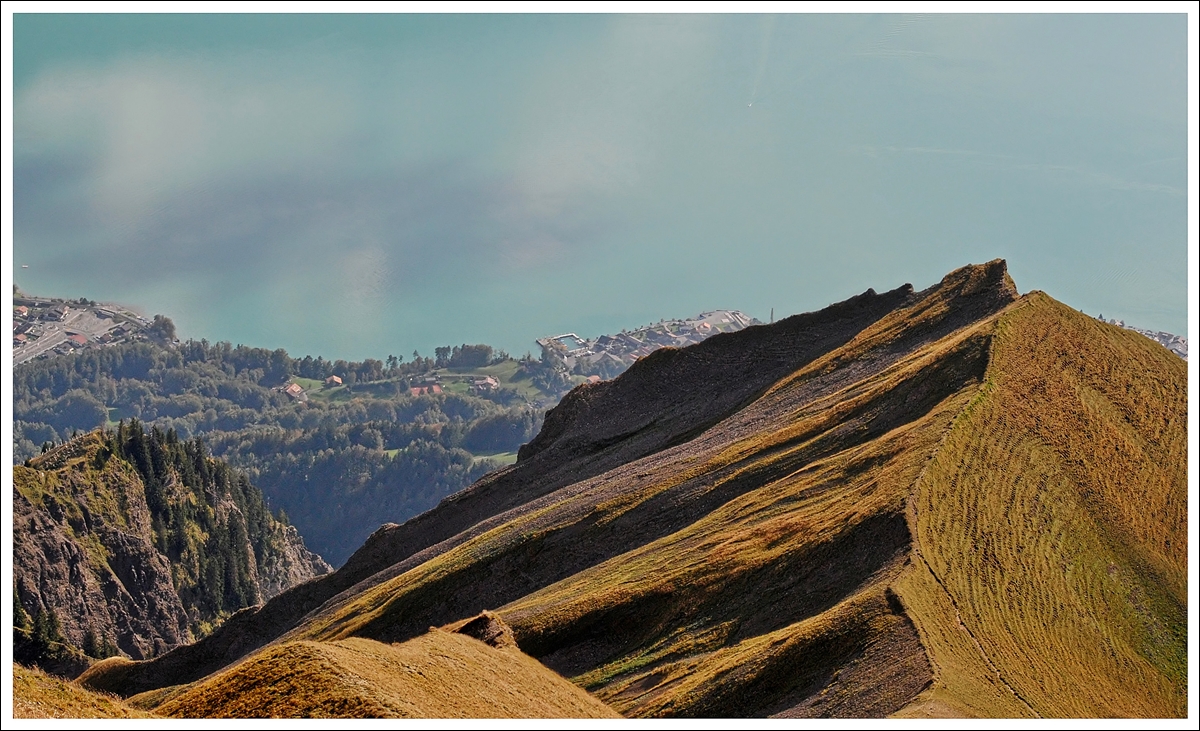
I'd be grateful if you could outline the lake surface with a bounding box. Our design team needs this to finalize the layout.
[12,14,1189,361]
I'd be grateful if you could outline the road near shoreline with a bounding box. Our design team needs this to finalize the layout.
[13,299,147,366]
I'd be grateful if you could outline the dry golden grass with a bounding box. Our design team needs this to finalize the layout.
[154,631,618,718]
[215,266,1007,719]
[124,683,192,711]
[496,383,972,717]
[298,304,992,643]
[892,549,1031,718]
[69,265,1186,719]
[12,663,153,719]
[283,301,997,717]
[899,293,1187,718]
[74,656,139,695]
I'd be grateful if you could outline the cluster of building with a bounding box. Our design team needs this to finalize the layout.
[1096,315,1188,361]
[536,310,759,373]
[13,297,147,364]
[408,375,497,397]
[276,372,500,403]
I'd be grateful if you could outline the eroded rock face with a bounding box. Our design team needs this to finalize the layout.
[256,522,333,602]
[13,432,330,674]
[14,469,192,661]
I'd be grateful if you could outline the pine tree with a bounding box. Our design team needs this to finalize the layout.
[83,628,101,659]
[32,606,64,647]
[14,589,30,631]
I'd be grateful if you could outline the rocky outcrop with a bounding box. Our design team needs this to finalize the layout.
[453,611,519,650]
[14,448,192,662]
[256,522,333,602]
[13,430,329,675]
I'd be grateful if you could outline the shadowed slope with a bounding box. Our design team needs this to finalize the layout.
[74,277,920,695]
[332,278,923,580]
[496,351,979,717]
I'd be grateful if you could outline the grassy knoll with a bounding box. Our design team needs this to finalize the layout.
[13,663,153,719]
[153,631,618,718]
[292,377,325,391]
[471,451,519,467]
[301,378,353,402]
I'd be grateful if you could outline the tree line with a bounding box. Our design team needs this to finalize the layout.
[13,339,544,565]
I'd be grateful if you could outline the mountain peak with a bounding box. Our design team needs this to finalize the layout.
[938,258,1018,298]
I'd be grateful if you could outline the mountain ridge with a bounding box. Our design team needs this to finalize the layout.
[71,272,930,695]
[71,260,1187,718]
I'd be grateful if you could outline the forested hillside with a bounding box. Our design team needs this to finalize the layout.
[13,341,548,564]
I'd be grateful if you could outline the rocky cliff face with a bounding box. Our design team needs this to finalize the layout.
[255,522,335,602]
[13,429,330,674]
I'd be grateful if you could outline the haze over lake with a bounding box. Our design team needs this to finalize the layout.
[12,13,1188,361]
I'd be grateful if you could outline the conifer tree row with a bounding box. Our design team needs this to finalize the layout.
[107,419,277,617]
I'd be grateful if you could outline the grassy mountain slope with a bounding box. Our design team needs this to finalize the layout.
[896,292,1187,718]
[275,261,1010,718]
[76,279,921,694]
[79,261,1186,718]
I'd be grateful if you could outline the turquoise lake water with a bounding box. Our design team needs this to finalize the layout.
[12,14,1189,361]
